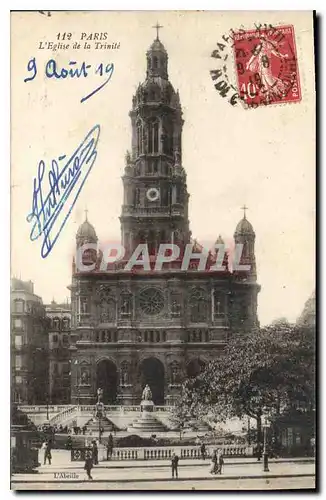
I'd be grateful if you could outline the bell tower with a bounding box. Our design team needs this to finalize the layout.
[120,26,191,256]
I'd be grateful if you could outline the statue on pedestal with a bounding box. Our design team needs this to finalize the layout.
[141,384,152,402]
[94,388,105,420]
[97,388,103,404]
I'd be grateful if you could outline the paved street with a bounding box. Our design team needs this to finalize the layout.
[11,451,315,490]
[13,476,315,491]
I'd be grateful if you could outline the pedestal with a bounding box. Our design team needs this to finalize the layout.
[98,443,107,461]
[128,400,166,433]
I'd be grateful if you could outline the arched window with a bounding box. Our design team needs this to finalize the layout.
[137,121,142,155]
[148,119,159,153]
[13,299,25,313]
[62,317,70,330]
[134,188,140,207]
[53,317,60,330]
[190,288,207,323]
[214,291,226,318]
[153,56,158,68]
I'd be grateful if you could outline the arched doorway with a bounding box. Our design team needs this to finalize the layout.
[186,358,206,378]
[139,358,165,405]
[96,359,118,404]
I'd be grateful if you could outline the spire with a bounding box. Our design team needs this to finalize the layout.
[85,208,88,221]
[146,25,168,79]
[152,22,163,40]
[241,204,248,219]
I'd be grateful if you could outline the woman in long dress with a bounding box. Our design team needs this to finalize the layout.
[246,34,289,100]
[210,450,218,474]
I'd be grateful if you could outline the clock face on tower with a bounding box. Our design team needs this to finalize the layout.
[146,187,160,202]
[139,287,164,315]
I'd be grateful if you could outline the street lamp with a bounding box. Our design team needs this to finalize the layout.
[46,391,49,420]
[262,407,270,472]
[95,388,104,444]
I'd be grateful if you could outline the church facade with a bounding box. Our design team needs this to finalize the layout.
[69,32,260,406]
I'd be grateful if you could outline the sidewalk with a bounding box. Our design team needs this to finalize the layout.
[12,461,315,484]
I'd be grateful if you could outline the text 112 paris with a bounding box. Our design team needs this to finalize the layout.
[23,57,114,103]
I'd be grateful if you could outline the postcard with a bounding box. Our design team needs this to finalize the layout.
[10,10,316,491]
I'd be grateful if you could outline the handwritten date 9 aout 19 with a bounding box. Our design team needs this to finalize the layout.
[23,57,114,103]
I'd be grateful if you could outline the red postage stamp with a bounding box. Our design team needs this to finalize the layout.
[233,25,301,107]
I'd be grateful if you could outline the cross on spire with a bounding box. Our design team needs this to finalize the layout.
[152,22,163,40]
[241,204,248,218]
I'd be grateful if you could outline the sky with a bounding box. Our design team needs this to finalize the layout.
[11,10,315,325]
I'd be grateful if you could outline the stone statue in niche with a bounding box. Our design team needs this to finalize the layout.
[80,367,90,385]
[171,296,181,317]
[170,362,180,384]
[125,150,131,165]
[174,148,181,165]
[120,362,129,386]
[121,293,132,315]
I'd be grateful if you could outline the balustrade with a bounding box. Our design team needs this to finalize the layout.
[122,206,170,216]
[71,444,253,461]
[18,405,73,414]
[141,330,167,343]
[50,406,78,424]
[93,330,118,343]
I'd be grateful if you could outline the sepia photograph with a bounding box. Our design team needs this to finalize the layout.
[10,10,316,491]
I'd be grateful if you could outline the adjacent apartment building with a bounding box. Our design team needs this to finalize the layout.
[11,278,48,404]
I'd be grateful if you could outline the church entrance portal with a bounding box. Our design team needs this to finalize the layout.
[96,359,118,404]
[139,358,165,405]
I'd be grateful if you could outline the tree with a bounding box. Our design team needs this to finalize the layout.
[180,323,315,445]
[169,387,198,440]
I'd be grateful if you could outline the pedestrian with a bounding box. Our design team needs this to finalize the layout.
[217,449,224,474]
[171,452,179,479]
[66,435,72,450]
[256,441,262,461]
[210,450,218,474]
[44,439,52,465]
[107,433,114,460]
[200,442,206,460]
[41,440,47,463]
[84,455,93,480]
[92,440,98,465]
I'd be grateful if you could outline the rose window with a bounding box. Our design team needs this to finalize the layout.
[139,288,164,316]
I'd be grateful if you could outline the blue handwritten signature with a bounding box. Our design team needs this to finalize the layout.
[24,58,114,103]
[26,124,101,258]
